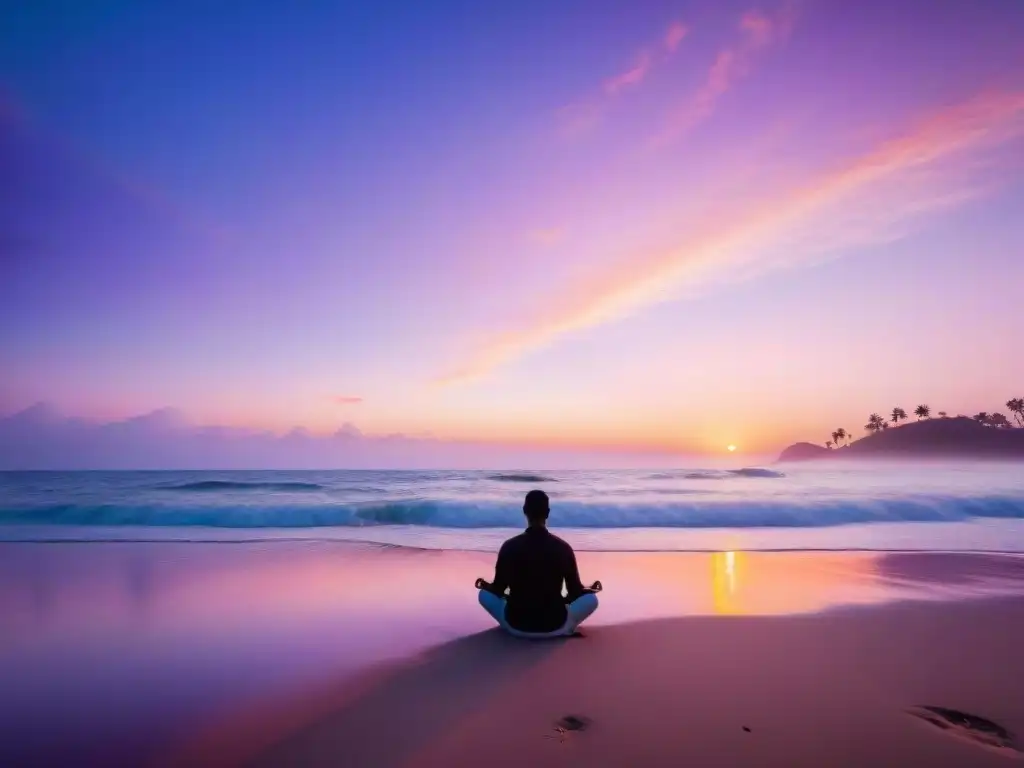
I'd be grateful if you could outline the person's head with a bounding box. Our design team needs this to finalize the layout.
[523,489,550,526]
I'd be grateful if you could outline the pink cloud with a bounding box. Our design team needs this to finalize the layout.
[707,49,745,98]
[739,10,776,47]
[740,3,798,47]
[0,404,687,469]
[664,21,690,53]
[556,100,606,138]
[560,19,690,137]
[331,395,364,405]
[528,226,566,246]
[655,3,797,147]
[445,89,1024,385]
[604,50,653,95]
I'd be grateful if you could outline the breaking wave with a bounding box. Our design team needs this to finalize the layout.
[3,494,1023,529]
[157,480,326,492]
[486,474,558,483]
[648,468,786,480]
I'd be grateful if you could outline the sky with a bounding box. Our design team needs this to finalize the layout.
[2,0,1023,467]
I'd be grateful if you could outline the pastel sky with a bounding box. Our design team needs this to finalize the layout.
[2,0,1023,463]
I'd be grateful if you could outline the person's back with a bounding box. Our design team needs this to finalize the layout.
[497,525,583,632]
[476,489,600,637]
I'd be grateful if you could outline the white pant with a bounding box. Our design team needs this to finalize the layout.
[478,590,599,638]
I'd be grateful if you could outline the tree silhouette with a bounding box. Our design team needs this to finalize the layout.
[890,407,908,426]
[1007,397,1024,427]
[914,404,930,420]
[988,413,1011,429]
[865,414,886,433]
[836,427,847,446]
[974,412,991,425]
[826,440,833,449]
[938,411,948,418]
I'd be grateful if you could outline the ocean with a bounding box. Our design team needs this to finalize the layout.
[5,464,1024,765]
[2,462,1024,552]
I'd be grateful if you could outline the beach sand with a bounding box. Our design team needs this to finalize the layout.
[179,559,1024,767]
[3,545,1024,766]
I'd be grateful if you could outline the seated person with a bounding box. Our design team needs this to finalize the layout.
[476,489,600,637]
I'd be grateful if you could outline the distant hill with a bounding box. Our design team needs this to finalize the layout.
[777,442,831,461]
[778,417,1024,462]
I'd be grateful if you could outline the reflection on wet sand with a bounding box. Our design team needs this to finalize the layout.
[712,551,740,615]
[4,545,1024,639]
[707,550,895,616]
[2,542,1024,765]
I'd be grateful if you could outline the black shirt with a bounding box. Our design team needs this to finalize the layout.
[489,526,585,633]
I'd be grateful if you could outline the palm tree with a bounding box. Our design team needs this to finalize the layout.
[890,407,907,426]
[865,413,886,433]
[830,431,839,447]
[938,411,948,418]
[989,413,1011,429]
[973,412,991,426]
[914,404,930,420]
[1007,397,1024,427]
[836,427,848,446]
[826,440,833,449]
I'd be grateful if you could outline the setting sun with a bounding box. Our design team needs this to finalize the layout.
[727,445,737,452]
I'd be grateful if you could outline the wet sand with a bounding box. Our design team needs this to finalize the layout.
[2,544,1023,766]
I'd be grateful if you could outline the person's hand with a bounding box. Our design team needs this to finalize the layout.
[475,578,490,590]
[588,580,603,592]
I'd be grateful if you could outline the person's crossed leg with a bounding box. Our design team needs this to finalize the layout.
[479,589,599,638]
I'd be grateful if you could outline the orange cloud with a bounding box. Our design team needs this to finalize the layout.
[664,21,690,53]
[442,89,1024,386]
[656,3,797,146]
[330,395,364,405]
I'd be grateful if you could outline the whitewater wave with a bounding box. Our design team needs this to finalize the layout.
[486,474,557,483]
[729,468,786,479]
[3,494,1024,529]
[158,480,325,492]
[647,468,786,480]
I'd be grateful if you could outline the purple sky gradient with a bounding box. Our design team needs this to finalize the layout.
[2,0,1023,466]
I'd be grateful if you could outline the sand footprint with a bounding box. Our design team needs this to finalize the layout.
[545,715,591,744]
[907,705,1022,758]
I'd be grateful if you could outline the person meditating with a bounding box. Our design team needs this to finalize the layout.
[476,489,601,637]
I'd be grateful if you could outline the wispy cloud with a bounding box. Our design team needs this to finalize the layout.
[664,22,690,54]
[557,100,607,139]
[443,89,1024,386]
[330,395,364,405]
[0,89,25,125]
[655,4,797,147]
[1,87,237,246]
[528,226,567,246]
[559,19,689,137]
[604,51,654,95]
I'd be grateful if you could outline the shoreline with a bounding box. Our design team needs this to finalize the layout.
[6,534,1024,555]
[3,517,1024,554]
